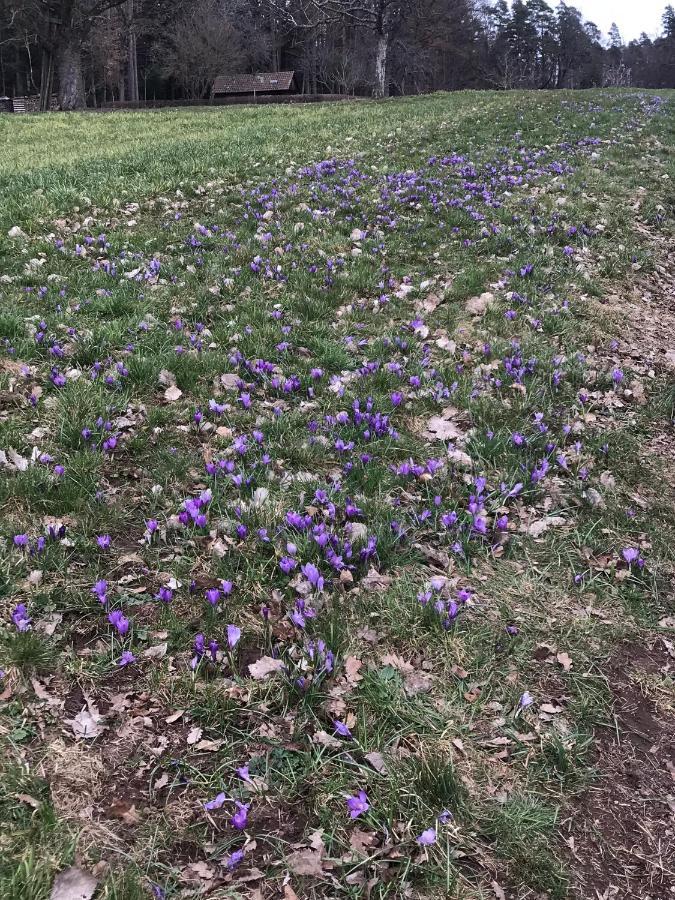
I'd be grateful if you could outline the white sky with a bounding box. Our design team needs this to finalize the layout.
[562,0,666,41]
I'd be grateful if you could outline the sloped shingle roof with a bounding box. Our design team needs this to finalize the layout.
[212,71,295,95]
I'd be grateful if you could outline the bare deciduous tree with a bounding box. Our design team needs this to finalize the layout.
[158,0,244,99]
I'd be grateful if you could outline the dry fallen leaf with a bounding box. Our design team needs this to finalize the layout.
[248,656,285,680]
[364,751,388,774]
[361,568,393,592]
[50,866,98,900]
[466,292,493,316]
[403,671,433,697]
[186,726,203,745]
[349,829,376,854]
[68,704,106,739]
[164,384,182,402]
[380,653,414,674]
[491,881,507,900]
[220,373,240,390]
[286,849,324,877]
[312,730,341,749]
[526,515,566,538]
[344,656,363,686]
[556,651,573,672]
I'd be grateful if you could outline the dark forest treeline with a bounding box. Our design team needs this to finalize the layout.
[1,0,674,110]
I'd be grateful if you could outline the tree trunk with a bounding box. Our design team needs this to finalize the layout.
[127,0,139,103]
[374,31,389,98]
[39,49,55,111]
[58,41,85,110]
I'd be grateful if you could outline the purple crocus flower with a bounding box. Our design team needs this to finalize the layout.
[301,562,324,591]
[92,579,108,603]
[227,625,241,649]
[230,801,249,830]
[119,650,136,666]
[205,588,220,606]
[334,720,352,739]
[155,586,173,603]
[108,610,130,635]
[204,792,226,811]
[346,790,369,819]
[279,556,296,574]
[96,534,111,550]
[12,603,31,632]
[622,547,639,564]
[237,766,252,783]
[417,827,437,846]
[225,848,245,870]
[13,534,29,548]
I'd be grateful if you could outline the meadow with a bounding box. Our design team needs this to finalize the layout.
[0,90,674,900]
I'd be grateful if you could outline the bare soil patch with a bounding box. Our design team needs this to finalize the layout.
[564,640,675,899]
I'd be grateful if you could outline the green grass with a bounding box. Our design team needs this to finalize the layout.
[0,88,674,899]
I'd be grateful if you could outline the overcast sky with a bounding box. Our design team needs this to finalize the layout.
[561,0,666,41]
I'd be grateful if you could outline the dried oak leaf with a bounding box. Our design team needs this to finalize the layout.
[286,849,324,877]
[361,568,393,592]
[248,656,285,680]
[49,866,98,900]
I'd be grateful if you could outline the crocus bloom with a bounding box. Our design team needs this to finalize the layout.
[519,691,534,709]
[230,801,249,830]
[156,586,173,603]
[204,792,226,811]
[237,766,252,783]
[622,547,639,564]
[97,534,111,550]
[225,848,245,870]
[227,625,241,649]
[12,603,31,632]
[205,588,220,606]
[334,720,352,739]
[417,828,437,846]
[119,650,136,666]
[346,790,369,819]
[301,562,324,591]
[108,610,130,635]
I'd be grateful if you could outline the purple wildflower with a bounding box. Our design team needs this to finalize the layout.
[204,792,226,811]
[227,625,241,649]
[230,801,249,830]
[416,827,437,846]
[346,790,369,819]
[622,547,640,564]
[225,848,245,870]
[108,610,130,635]
[12,603,31,632]
[334,719,352,739]
[205,588,220,606]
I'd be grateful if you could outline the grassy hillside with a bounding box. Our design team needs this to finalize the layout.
[0,90,674,900]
